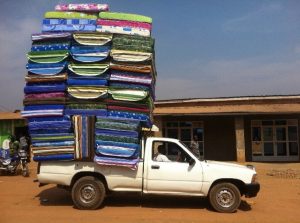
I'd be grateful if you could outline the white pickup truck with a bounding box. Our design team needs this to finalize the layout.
[37,137,260,213]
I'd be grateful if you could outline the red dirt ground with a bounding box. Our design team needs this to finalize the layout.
[1,162,300,223]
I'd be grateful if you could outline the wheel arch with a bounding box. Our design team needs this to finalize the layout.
[70,171,109,192]
[209,178,246,196]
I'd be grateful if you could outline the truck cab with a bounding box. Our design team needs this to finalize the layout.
[37,137,260,213]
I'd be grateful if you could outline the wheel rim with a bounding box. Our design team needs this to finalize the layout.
[79,184,96,204]
[216,188,235,208]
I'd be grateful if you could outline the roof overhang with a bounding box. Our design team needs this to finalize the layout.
[154,95,300,116]
[0,112,24,120]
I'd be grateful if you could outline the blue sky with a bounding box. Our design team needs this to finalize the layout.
[0,0,300,110]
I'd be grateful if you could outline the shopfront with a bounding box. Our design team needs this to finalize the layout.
[153,95,300,162]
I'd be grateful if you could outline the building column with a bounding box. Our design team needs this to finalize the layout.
[235,117,246,162]
[153,116,163,137]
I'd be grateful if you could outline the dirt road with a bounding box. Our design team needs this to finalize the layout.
[1,162,300,223]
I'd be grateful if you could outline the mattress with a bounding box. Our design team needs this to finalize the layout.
[110,50,152,62]
[26,62,67,75]
[33,153,74,161]
[68,62,109,77]
[67,77,108,86]
[42,19,96,32]
[108,88,148,101]
[107,110,151,127]
[68,86,108,99]
[64,109,107,116]
[27,50,69,63]
[96,117,140,131]
[70,45,110,62]
[24,83,66,94]
[32,141,75,147]
[96,25,150,37]
[95,134,139,144]
[28,120,71,131]
[73,115,95,160]
[23,97,66,105]
[25,92,65,99]
[55,4,109,12]
[107,105,150,113]
[21,105,64,118]
[95,129,139,138]
[67,103,106,110]
[112,34,154,53]
[94,155,140,170]
[25,73,67,83]
[109,61,153,74]
[104,98,152,110]
[97,19,152,30]
[95,141,139,158]
[73,32,112,46]
[99,12,152,24]
[110,70,152,85]
[45,11,97,20]
[31,42,71,51]
[109,81,154,99]
[31,133,74,142]
[32,146,74,154]
[32,32,72,41]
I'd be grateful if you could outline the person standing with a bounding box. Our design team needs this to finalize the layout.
[190,135,200,158]
[9,135,20,158]
[19,134,30,162]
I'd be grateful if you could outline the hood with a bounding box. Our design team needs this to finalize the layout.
[204,160,256,172]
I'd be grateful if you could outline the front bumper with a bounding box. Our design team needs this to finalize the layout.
[244,182,260,198]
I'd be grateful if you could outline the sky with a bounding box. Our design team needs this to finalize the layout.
[0,0,300,111]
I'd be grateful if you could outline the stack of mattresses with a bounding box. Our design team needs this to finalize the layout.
[66,32,111,116]
[22,4,157,168]
[94,12,156,169]
[22,4,109,161]
[22,31,74,161]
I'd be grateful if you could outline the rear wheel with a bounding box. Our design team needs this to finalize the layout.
[209,182,241,213]
[71,176,105,210]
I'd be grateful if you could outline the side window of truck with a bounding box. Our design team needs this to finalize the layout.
[152,141,190,163]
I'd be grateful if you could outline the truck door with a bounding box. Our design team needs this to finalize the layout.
[144,139,203,195]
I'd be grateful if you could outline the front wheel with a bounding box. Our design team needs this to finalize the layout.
[209,182,241,213]
[71,176,106,210]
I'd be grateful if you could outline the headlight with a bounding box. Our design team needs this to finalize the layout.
[251,174,258,183]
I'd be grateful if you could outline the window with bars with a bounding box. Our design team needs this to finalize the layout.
[251,119,299,158]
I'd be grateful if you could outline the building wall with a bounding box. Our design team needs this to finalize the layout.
[160,116,236,161]
[202,116,236,161]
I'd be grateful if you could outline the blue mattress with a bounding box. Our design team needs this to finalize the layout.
[95,129,139,138]
[32,141,75,147]
[26,62,67,75]
[24,83,66,93]
[64,109,107,116]
[67,77,108,86]
[33,153,74,161]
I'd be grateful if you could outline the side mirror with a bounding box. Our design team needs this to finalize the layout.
[189,158,195,166]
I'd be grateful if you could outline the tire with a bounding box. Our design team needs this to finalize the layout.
[71,176,106,210]
[209,182,241,213]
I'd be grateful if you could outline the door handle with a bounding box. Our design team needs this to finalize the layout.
[151,165,160,169]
